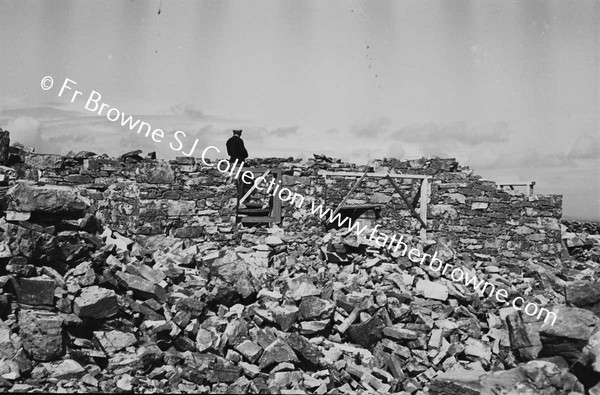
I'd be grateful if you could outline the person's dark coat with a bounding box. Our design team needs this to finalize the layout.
[226,135,248,163]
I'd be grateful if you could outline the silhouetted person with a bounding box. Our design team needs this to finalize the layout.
[226,130,249,200]
[227,130,248,165]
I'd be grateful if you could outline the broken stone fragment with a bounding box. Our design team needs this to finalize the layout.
[347,316,385,349]
[116,373,134,391]
[116,272,167,302]
[382,325,419,341]
[268,370,303,390]
[299,296,335,320]
[94,330,137,355]
[480,360,584,394]
[0,359,20,381]
[464,338,492,363]
[19,310,63,362]
[415,279,448,301]
[74,286,119,319]
[429,368,486,394]
[206,363,243,384]
[50,359,86,380]
[3,223,58,262]
[285,276,321,301]
[265,235,284,247]
[300,320,329,335]
[17,276,55,306]
[565,280,600,316]
[270,305,299,332]
[104,232,133,252]
[506,310,543,361]
[286,333,322,366]
[235,340,263,363]
[0,322,17,360]
[258,339,298,370]
[196,328,216,352]
[539,306,600,362]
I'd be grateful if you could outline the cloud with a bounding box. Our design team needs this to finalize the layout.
[468,146,573,170]
[391,121,509,145]
[168,104,206,119]
[568,131,600,160]
[269,126,299,138]
[387,142,406,159]
[350,116,391,137]
[5,116,44,148]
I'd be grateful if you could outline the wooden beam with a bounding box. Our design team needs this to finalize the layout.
[321,171,431,180]
[331,170,369,218]
[241,216,279,224]
[386,175,427,230]
[238,170,270,206]
[499,181,536,196]
[499,182,534,187]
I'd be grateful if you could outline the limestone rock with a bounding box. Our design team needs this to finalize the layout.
[19,310,63,362]
[50,359,86,380]
[94,330,137,355]
[566,280,600,316]
[429,368,484,394]
[416,279,448,301]
[17,276,55,306]
[116,272,167,302]
[298,297,335,320]
[7,182,90,215]
[258,339,298,370]
[506,310,543,361]
[480,360,584,394]
[74,286,119,319]
[270,305,299,332]
[539,306,599,362]
[235,340,263,363]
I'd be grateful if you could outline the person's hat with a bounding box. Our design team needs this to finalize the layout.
[232,129,243,135]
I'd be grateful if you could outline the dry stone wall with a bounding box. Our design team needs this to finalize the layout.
[9,152,562,261]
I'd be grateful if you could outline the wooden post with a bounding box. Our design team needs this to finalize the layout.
[386,175,428,230]
[419,177,428,240]
[331,170,369,218]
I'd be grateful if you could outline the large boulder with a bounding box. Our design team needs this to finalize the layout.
[506,310,544,361]
[480,360,584,394]
[18,310,64,361]
[430,361,585,394]
[566,280,600,317]
[7,182,90,215]
[1,222,58,262]
[539,306,600,362]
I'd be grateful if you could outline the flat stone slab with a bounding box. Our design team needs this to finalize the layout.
[74,286,119,319]
[17,276,55,306]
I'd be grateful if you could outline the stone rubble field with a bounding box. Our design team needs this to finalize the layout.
[0,177,599,394]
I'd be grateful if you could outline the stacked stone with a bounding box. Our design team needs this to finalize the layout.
[8,148,564,263]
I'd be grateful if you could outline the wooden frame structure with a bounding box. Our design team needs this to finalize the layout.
[321,171,431,239]
[236,168,283,224]
[499,181,535,196]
